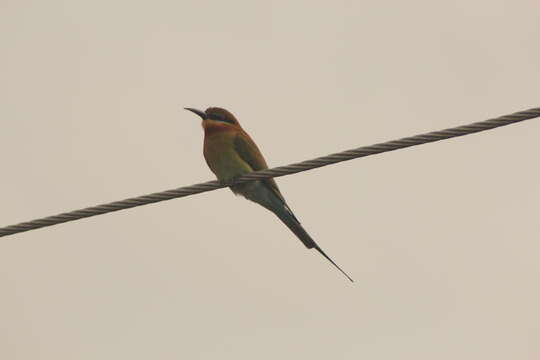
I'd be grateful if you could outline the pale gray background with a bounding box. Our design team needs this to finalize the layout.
[1,1,539,359]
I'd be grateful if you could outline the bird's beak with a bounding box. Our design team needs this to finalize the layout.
[184,107,207,120]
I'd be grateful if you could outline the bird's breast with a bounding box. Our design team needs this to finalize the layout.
[203,128,252,182]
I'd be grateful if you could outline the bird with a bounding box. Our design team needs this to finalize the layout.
[185,107,353,282]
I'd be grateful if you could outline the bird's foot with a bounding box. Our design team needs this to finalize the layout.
[219,176,240,187]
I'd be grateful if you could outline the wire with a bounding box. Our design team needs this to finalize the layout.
[1,106,539,238]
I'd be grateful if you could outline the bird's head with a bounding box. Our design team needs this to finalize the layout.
[185,107,240,128]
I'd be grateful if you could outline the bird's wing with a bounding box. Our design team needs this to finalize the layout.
[234,130,303,225]
[233,131,285,201]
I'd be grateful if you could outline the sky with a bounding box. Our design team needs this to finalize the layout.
[1,1,539,359]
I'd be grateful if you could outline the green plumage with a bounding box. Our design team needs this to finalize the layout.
[187,106,353,282]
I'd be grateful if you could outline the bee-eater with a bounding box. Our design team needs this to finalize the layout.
[185,107,353,282]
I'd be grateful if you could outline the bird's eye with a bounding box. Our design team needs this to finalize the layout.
[208,113,224,121]
[208,113,234,124]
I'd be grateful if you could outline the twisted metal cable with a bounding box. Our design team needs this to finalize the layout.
[1,106,539,238]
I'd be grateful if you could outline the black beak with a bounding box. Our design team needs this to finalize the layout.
[184,107,207,120]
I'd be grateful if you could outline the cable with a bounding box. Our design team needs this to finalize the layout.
[1,106,539,238]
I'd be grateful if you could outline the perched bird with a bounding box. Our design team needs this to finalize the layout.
[185,107,353,282]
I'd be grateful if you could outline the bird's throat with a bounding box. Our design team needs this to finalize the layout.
[202,120,237,136]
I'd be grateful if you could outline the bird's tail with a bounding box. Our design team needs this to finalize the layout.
[272,203,354,282]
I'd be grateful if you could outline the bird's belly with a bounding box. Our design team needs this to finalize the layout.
[204,136,251,182]
[208,150,250,180]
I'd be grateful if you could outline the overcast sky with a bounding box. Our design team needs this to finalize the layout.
[1,1,539,359]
